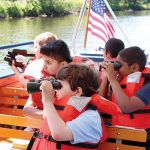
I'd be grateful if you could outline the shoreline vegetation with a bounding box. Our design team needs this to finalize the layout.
[0,0,150,19]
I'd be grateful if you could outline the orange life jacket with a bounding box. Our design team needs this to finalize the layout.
[32,94,121,150]
[112,67,150,129]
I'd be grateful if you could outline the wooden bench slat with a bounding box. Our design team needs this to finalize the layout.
[0,87,29,97]
[98,142,146,150]
[0,108,24,116]
[0,114,42,128]
[107,126,147,142]
[0,97,27,106]
[0,128,32,140]
[12,142,28,150]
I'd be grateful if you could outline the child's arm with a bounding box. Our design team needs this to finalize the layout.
[99,69,108,97]
[23,95,43,119]
[10,64,28,88]
[40,81,73,141]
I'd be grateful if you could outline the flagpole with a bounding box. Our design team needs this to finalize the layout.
[103,0,131,46]
[71,0,88,54]
[84,0,92,49]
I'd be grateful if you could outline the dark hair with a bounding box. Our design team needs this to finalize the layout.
[56,64,100,97]
[40,40,72,63]
[119,46,146,71]
[105,38,125,58]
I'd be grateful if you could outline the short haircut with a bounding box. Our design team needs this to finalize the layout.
[105,38,125,58]
[118,46,146,71]
[56,64,100,97]
[34,32,57,47]
[40,40,72,63]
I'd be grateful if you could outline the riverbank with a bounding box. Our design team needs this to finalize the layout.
[0,0,150,19]
[0,0,82,19]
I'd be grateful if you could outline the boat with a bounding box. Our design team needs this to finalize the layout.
[0,0,149,149]
[0,42,148,150]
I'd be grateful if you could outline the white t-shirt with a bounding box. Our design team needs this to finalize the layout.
[24,58,44,79]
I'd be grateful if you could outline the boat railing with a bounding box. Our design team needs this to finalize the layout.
[0,41,34,50]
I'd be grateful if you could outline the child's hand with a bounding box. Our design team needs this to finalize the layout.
[19,74,27,86]
[40,81,55,102]
[102,62,116,82]
[101,67,108,79]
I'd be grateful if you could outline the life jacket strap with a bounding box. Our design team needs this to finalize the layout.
[26,129,38,150]
[33,131,99,149]
[125,109,150,119]
[142,73,150,79]
[120,84,126,88]
[54,104,65,110]
[86,104,97,110]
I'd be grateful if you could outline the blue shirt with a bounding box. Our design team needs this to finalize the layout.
[135,81,150,105]
[66,110,102,144]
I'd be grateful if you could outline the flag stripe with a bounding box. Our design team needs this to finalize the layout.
[88,27,107,43]
[104,14,115,37]
[88,20,108,39]
[88,24,108,42]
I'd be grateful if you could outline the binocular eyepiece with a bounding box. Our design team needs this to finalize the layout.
[99,61,122,71]
[27,78,62,94]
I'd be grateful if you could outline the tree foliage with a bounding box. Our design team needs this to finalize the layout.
[0,0,149,18]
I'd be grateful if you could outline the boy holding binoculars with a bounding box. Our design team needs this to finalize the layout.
[23,40,72,119]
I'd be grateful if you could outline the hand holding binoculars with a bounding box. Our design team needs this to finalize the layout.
[99,61,122,71]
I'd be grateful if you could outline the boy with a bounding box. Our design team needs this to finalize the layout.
[11,32,57,87]
[32,64,103,150]
[101,46,150,149]
[99,38,125,96]
[103,38,125,61]
[23,40,72,119]
[30,64,122,150]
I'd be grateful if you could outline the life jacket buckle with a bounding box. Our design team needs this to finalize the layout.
[33,131,39,138]
[33,131,49,140]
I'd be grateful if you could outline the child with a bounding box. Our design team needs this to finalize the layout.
[32,64,103,150]
[11,32,57,87]
[30,64,122,150]
[23,40,72,119]
[103,38,125,61]
[101,46,150,149]
[99,38,125,97]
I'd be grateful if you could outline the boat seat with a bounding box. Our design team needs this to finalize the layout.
[0,114,43,150]
[0,86,42,149]
[98,126,147,150]
[0,87,28,116]
[0,87,147,150]
[0,117,147,150]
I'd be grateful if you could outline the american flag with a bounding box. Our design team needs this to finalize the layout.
[88,0,115,43]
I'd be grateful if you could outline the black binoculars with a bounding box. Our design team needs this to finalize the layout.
[99,61,122,71]
[27,78,62,94]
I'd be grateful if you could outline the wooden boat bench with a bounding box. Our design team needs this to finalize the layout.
[0,86,43,149]
[0,118,147,150]
[98,126,147,150]
[0,114,43,150]
[0,86,147,150]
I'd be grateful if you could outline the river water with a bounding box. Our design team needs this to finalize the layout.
[0,11,150,77]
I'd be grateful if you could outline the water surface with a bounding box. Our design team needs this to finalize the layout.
[0,11,150,77]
